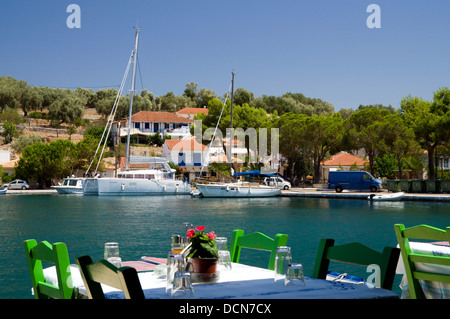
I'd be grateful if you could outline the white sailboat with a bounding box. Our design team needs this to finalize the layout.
[195,182,281,198]
[83,28,191,196]
[193,72,281,198]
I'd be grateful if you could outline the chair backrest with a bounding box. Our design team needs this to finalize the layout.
[229,229,288,270]
[75,255,145,299]
[312,238,400,290]
[394,224,450,299]
[24,239,74,299]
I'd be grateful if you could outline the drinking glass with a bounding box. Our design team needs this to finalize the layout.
[215,237,228,251]
[274,246,292,282]
[171,271,194,298]
[218,250,232,270]
[166,253,185,293]
[285,263,305,286]
[215,237,232,270]
[171,234,185,254]
[104,242,122,267]
[153,264,167,279]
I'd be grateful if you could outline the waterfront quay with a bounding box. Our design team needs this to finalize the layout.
[4,188,450,202]
[282,188,450,202]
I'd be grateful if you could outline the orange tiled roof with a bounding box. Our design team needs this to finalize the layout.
[322,152,367,166]
[176,107,208,115]
[165,138,207,151]
[131,111,194,123]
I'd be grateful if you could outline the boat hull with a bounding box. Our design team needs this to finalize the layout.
[195,183,281,198]
[368,192,404,201]
[52,187,83,194]
[83,178,191,196]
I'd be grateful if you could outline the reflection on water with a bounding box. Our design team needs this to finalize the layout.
[1,194,448,298]
[368,201,406,211]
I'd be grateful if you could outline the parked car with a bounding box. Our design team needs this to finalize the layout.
[2,179,30,190]
[328,171,381,193]
[263,177,291,190]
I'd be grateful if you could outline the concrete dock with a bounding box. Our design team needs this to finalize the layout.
[2,189,58,195]
[282,188,450,202]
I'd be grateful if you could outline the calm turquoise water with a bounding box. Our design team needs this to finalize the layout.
[1,194,449,299]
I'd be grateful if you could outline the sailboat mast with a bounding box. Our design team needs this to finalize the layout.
[125,27,140,171]
[229,71,235,171]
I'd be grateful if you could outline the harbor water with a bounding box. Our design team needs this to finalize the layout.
[1,193,449,299]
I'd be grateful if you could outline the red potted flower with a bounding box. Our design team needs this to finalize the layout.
[186,226,219,277]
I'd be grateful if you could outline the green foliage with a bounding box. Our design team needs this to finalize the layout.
[183,82,217,108]
[343,108,390,175]
[28,111,43,119]
[209,163,231,178]
[76,135,103,172]
[0,107,24,124]
[187,226,219,259]
[48,94,84,124]
[12,134,44,153]
[250,93,334,116]
[14,135,106,184]
[15,140,78,184]
[66,125,77,140]
[400,88,450,179]
[1,121,18,143]
[374,154,397,178]
[85,125,106,140]
[148,132,165,146]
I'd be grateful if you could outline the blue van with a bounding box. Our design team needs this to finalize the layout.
[328,171,381,193]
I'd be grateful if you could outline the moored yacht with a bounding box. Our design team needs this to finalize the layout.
[83,157,191,195]
[195,181,281,198]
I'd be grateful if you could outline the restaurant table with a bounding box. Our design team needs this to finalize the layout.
[396,242,450,299]
[43,258,398,299]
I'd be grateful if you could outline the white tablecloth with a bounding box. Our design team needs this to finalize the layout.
[396,242,450,299]
[44,262,398,299]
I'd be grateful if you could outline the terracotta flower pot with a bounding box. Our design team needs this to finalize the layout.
[190,257,218,274]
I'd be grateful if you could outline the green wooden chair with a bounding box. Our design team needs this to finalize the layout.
[394,224,450,299]
[24,239,74,299]
[312,238,400,290]
[75,255,145,299]
[229,229,288,270]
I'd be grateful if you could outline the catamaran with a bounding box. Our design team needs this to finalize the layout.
[83,28,191,196]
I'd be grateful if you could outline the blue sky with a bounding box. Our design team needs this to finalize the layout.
[1,1,449,111]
